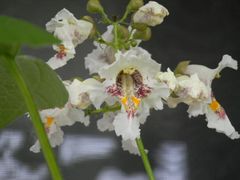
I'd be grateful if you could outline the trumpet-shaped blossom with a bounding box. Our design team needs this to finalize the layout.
[98,47,170,141]
[30,103,89,153]
[46,8,93,69]
[169,55,239,139]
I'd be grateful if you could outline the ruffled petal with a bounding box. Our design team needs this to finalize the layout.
[206,106,240,139]
[113,112,140,141]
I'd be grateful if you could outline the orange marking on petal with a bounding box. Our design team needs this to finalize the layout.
[45,116,54,128]
[131,96,141,108]
[209,99,220,112]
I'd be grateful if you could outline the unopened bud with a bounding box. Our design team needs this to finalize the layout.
[127,0,144,12]
[131,23,148,31]
[117,25,129,41]
[87,0,104,14]
[133,27,151,41]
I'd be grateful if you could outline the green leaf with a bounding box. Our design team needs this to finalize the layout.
[0,16,60,46]
[0,55,68,128]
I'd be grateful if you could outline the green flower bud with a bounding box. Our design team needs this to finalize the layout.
[81,16,94,24]
[87,0,104,14]
[131,23,148,31]
[117,25,129,41]
[127,0,144,12]
[130,40,138,47]
[133,27,151,41]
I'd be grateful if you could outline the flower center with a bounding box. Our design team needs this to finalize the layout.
[56,44,67,59]
[45,116,55,129]
[107,68,151,118]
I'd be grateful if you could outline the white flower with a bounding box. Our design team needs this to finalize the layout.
[157,68,177,91]
[46,8,93,69]
[85,26,115,74]
[68,78,108,109]
[46,8,93,46]
[99,47,169,140]
[133,1,169,26]
[170,55,239,139]
[30,104,89,153]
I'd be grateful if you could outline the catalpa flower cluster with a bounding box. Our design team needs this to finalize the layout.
[30,0,239,155]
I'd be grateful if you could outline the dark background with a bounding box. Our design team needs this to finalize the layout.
[0,0,240,179]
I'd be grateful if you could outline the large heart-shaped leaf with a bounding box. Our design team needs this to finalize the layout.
[0,16,60,46]
[0,55,69,128]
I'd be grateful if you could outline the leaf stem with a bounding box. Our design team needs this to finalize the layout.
[136,137,155,180]
[6,58,63,180]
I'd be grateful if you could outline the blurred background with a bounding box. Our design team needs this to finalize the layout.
[1,0,240,179]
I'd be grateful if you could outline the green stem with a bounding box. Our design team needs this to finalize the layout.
[85,104,121,116]
[136,138,155,180]
[113,23,120,50]
[6,58,63,180]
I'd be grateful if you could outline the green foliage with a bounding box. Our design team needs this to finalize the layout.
[0,55,69,128]
[0,16,60,46]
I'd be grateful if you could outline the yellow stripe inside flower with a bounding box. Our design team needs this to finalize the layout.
[209,99,221,112]
[45,116,55,128]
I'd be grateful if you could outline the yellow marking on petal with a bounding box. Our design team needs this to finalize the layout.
[121,96,128,106]
[45,116,54,128]
[123,67,136,75]
[209,99,220,112]
[131,96,141,108]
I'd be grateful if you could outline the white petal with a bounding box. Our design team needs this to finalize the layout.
[46,8,78,33]
[85,46,115,74]
[187,102,206,117]
[99,47,161,83]
[185,54,238,86]
[113,112,140,141]
[133,1,169,26]
[30,141,40,153]
[97,112,116,132]
[217,54,238,73]
[71,20,93,46]
[49,126,64,147]
[206,107,240,139]
[67,108,90,126]
[121,139,140,155]
[157,68,177,91]
[143,82,170,110]
[68,78,107,109]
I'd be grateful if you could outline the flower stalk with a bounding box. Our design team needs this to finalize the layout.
[136,138,155,180]
[6,57,63,180]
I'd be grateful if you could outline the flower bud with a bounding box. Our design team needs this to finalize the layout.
[87,0,104,14]
[127,0,144,12]
[131,23,148,31]
[133,1,169,26]
[133,27,151,41]
[117,25,129,41]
